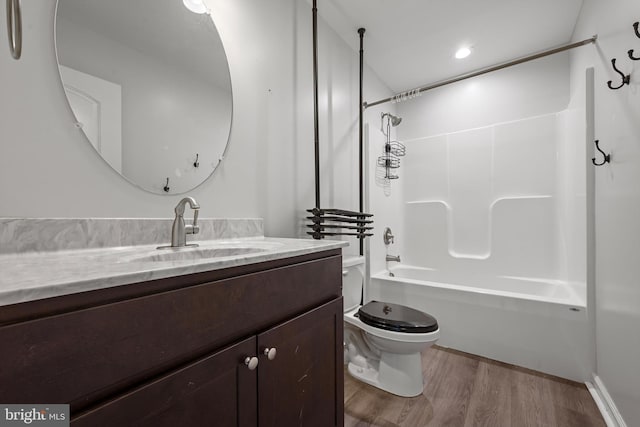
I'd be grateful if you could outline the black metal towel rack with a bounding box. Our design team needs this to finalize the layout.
[306,208,373,240]
[305,2,373,251]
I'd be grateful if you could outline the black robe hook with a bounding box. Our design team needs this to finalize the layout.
[607,58,631,89]
[193,153,199,168]
[629,22,640,60]
[592,140,611,166]
[163,177,170,192]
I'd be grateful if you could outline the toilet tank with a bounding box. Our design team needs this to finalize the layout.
[342,256,365,312]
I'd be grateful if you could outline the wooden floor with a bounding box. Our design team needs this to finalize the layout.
[344,346,605,427]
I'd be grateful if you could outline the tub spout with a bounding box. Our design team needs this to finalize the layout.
[386,254,401,263]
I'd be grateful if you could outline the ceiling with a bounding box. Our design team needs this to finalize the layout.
[314,0,584,93]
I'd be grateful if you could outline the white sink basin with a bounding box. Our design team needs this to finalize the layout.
[128,241,284,263]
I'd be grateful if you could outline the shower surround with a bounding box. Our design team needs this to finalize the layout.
[400,111,585,284]
[368,104,590,381]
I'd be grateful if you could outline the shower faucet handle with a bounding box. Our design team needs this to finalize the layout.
[383,227,395,245]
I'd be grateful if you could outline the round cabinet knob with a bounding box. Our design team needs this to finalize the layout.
[263,347,277,360]
[244,356,259,370]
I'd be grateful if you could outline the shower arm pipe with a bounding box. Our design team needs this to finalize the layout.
[358,27,365,256]
[364,36,598,109]
[312,0,320,209]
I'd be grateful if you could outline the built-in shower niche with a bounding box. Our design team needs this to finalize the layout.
[402,112,583,286]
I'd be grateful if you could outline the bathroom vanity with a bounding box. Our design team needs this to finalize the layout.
[0,219,346,426]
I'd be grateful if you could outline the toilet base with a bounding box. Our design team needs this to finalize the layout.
[347,351,425,397]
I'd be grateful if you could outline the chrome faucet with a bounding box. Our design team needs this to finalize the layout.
[166,197,200,248]
[386,254,401,263]
[384,227,400,266]
[383,227,395,245]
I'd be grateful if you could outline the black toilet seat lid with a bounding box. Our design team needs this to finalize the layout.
[357,301,438,333]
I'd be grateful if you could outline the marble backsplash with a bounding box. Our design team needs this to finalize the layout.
[0,218,264,254]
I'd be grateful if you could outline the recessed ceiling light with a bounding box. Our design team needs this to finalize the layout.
[455,47,472,59]
[183,0,208,14]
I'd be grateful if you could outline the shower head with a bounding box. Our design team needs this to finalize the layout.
[382,112,402,127]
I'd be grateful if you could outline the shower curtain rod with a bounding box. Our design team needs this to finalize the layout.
[364,35,597,109]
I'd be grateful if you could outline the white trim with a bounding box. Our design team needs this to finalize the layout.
[586,375,627,427]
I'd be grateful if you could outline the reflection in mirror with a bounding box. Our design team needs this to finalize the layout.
[55,0,232,194]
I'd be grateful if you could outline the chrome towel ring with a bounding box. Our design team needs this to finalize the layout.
[6,0,21,60]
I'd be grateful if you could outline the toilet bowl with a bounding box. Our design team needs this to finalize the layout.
[342,256,439,397]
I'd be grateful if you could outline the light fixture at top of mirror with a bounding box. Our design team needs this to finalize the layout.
[183,0,209,14]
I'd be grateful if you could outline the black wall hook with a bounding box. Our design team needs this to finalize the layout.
[629,22,640,60]
[607,58,631,89]
[163,177,170,192]
[193,153,199,168]
[592,140,611,166]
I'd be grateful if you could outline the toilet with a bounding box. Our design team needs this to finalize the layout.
[342,255,439,397]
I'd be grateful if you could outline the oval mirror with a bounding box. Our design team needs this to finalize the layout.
[55,0,232,194]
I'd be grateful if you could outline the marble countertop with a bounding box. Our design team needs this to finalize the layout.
[0,237,348,307]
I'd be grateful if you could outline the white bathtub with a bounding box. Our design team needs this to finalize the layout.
[369,265,591,382]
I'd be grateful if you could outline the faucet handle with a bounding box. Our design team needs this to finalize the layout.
[192,208,200,234]
[383,227,395,245]
[186,206,200,235]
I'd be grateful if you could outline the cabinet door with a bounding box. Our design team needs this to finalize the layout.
[72,336,257,427]
[258,297,344,427]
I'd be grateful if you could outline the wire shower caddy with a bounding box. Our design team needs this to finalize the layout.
[378,114,406,181]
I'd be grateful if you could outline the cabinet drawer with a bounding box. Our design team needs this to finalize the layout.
[0,255,341,412]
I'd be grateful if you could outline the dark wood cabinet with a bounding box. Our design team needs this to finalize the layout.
[73,336,258,427]
[258,298,343,427]
[0,249,344,427]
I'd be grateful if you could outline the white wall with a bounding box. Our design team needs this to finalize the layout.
[570,1,640,425]
[398,54,570,139]
[0,0,392,242]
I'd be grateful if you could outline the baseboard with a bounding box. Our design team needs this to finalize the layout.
[586,374,627,427]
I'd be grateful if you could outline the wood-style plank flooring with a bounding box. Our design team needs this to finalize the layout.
[344,346,605,427]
